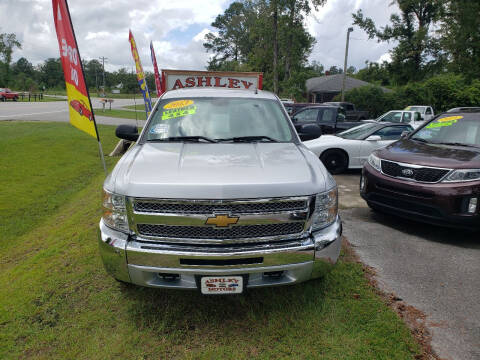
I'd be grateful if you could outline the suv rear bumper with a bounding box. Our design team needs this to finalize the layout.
[98,216,342,290]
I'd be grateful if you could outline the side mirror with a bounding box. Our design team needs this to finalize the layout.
[366,135,381,141]
[296,123,322,141]
[401,131,411,138]
[115,124,139,141]
[291,117,298,122]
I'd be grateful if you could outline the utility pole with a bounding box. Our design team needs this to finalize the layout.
[99,56,108,96]
[341,27,354,102]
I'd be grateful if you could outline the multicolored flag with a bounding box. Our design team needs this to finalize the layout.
[52,0,106,173]
[129,30,152,116]
[52,0,99,139]
[150,41,161,97]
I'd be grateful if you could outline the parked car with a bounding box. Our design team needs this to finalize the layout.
[404,105,435,121]
[283,102,314,116]
[0,88,19,101]
[99,70,342,293]
[291,105,360,134]
[372,110,425,128]
[361,110,480,229]
[324,102,369,121]
[304,122,413,174]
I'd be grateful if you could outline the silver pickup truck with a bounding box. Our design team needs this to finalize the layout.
[99,86,342,294]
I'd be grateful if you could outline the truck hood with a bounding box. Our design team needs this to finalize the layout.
[107,142,330,199]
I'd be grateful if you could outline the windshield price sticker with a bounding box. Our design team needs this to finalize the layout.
[162,100,196,120]
[200,276,243,294]
[164,99,194,109]
[427,115,463,129]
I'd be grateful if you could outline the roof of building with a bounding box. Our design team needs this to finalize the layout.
[306,74,390,93]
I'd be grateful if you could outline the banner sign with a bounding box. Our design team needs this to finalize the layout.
[150,41,161,97]
[129,30,152,115]
[52,0,98,139]
[161,70,263,94]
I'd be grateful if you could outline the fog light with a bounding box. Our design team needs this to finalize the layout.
[468,197,477,213]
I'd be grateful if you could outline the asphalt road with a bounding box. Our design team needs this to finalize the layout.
[335,171,480,360]
[0,97,146,126]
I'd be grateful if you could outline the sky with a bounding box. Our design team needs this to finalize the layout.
[0,0,398,73]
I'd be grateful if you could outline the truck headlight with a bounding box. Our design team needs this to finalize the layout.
[442,169,480,182]
[367,153,382,172]
[312,187,338,231]
[102,189,129,232]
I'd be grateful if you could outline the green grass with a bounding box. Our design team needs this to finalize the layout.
[123,103,156,111]
[93,108,147,120]
[0,122,421,359]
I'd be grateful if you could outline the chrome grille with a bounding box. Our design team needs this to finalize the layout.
[381,160,450,183]
[129,196,310,243]
[137,222,304,239]
[133,199,307,214]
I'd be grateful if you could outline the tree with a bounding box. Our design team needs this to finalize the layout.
[437,0,480,80]
[204,0,325,97]
[0,32,21,86]
[204,1,253,68]
[12,57,34,76]
[355,61,390,86]
[353,1,441,84]
[83,59,103,90]
[39,58,64,89]
[326,65,342,75]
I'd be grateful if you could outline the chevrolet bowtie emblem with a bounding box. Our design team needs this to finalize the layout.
[205,214,239,227]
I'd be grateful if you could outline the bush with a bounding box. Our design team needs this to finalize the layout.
[339,74,479,116]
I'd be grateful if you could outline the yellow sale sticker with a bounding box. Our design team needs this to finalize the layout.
[164,99,194,109]
[437,115,463,122]
[427,115,463,129]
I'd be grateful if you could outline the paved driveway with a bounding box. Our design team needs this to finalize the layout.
[335,171,480,360]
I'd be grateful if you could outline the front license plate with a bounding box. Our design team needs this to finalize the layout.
[200,276,243,295]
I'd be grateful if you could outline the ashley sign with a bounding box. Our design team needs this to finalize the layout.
[161,70,263,93]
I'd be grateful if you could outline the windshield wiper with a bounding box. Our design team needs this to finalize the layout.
[434,142,480,148]
[217,136,278,143]
[412,137,430,143]
[148,136,217,143]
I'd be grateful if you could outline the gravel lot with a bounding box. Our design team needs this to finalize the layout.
[335,171,480,360]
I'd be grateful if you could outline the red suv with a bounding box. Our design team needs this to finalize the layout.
[361,111,480,229]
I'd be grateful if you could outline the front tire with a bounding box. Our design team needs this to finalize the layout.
[13,96,18,102]
[320,149,348,174]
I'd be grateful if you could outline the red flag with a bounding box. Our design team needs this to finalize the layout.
[150,41,162,97]
[52,0,99,139]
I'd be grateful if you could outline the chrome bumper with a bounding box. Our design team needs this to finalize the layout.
[98,216,342,290]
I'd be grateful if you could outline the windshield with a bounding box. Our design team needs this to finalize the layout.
[377,111,403,123]
[412,114,480,147]
[405,106,425,113]
[338,123,380,140]
[144,97,293,142]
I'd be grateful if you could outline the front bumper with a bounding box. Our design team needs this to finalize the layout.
[98,216,342,290]
[361,163,480,229]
